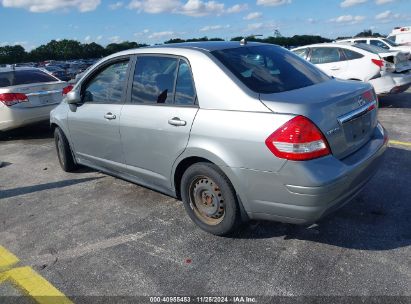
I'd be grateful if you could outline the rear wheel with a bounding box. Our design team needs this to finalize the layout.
[54,127,77,172]
[181,162,241,236]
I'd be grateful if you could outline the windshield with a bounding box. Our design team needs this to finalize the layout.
[353,43,392,54]
[211,45,330,94]
[383,38,398,47]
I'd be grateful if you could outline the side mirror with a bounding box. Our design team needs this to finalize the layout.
[66,90,81,104]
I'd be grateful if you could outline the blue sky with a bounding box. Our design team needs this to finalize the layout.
[0,0,410,50]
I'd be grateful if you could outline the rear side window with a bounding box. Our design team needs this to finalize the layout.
[354,40,367,44]
[342,49,364,60]
[131,56,178,104]
[211,45,329,94]
[0,69,57,88]
[310,47,343,64]
[174,60,196,105]
[82,60,129,103]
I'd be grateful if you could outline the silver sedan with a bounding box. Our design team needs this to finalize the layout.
[51,42,388,235]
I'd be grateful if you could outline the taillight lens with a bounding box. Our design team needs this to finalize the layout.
[265,116,331,161]
[371,59,384,68]
[0,93,29,107]
[62,85,73,95]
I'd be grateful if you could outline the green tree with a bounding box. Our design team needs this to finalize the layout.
[0,45,27,64]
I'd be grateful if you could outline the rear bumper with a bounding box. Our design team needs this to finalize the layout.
[0,104,57,131]
[230,124,388,224]
[370,71,411,95]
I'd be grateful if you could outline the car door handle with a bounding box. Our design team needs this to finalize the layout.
[104,113,116,120]
[168,117,186,126]
[330,66,340,71]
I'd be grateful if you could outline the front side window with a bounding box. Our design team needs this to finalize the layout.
[370,39,389,49]
[211,45,329,94]
[131,56,178,104]
[82,60,129,103]
[174,60,196,105]
[310,47,343,64]
[354,40,367,44]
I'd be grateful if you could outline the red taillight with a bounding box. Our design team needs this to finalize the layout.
[0,93,29,107]
[62,85,73,95]
[265,116,331,161]
[371,59,384,68]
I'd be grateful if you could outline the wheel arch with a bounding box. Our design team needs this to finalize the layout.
[172,151,250,221]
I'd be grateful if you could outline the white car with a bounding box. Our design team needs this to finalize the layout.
[0,67,68,131]
[336,37,411,54]
[388,26,411,46]
[291,43,411,95]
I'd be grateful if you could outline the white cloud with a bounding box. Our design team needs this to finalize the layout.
[128,0,180,13]
[109,36,122,43]
[226,3,247,13]
[109,1,124,9]
[247,23,264,31]
[96,35,103,41]
[244,12,262,20]
[307,18,317,24]
[1,0,101,12]
[179,0,224,17]
[148,31,175,39]
[375,10,400,21]
[199,24,230,32]
[127,0,248,17]
[256,0,291,6]
[84,36,92,43]
[375,0,395,4]
[329,15,366,24]
[340,0,367,8]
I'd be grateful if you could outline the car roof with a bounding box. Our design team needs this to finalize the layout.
[144,41,267,52]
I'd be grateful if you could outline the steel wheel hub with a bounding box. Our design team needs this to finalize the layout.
[189,176,225,225]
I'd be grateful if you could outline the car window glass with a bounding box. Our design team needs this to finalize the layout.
[292,48,308,58]
[174,60,196,105]
[343,49,364,60]
[370,40,389,49]
[354,40,367,44]
[211,45,329,94]
[131,56,178,104]
[0,69,57,87]
[82,60,129,104]
[310,48,343,64]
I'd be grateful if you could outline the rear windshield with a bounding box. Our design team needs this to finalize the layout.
[0,69,57,88]
[353,43,393,54]
[211,45,330,94]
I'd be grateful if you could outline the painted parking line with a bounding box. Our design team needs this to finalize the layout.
[389,140,411,148]
[0,246,73,304]
[0,246,19,272]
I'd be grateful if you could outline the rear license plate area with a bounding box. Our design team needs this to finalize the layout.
[343,111,372,143]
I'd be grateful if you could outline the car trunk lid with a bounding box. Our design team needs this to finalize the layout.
[379,51,411,73]
[259,79,378,160]
[0,82,66,108]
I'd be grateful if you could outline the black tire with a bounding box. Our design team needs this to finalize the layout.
[54,127,77,172]
[181,162,242,236]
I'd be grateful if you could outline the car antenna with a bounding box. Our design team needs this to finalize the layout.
[240,34,263,46]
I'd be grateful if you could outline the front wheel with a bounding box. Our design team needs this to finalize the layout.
[181,162,241,236]
[54,127,78,172]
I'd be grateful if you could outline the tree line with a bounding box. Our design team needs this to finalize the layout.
[0,30,384,65]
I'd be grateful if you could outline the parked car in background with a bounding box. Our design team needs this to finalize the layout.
[51,42,387,235]
[388,26,411,46]
[0,67,68,131]
[44,65,71,81]
[292,43,411,95]
[336,37,411,55]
